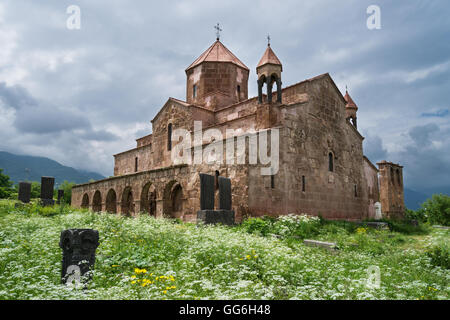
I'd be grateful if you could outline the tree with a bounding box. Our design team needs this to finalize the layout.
[30,181,41,199]
[58,180,76,204]
[417,194,450,226]
[0,168,13,199]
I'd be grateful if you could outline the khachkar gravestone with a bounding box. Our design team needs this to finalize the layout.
[18,182,31,203]
[57,190,65,205]
[60,229,99,287]
[197,173,235,225]
[40,176,55,206]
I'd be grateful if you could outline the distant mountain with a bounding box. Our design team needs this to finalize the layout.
[404,186,450,210]
[404,188,429,210]
[0,151,104,186]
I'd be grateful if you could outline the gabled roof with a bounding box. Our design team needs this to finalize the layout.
[185,40,249,72]
[344,90,358,110]
[257,45,282,70]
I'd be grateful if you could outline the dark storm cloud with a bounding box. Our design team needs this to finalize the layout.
[0,82,37,109]
[363,134,387,164]
[408,123,440,148]
[391,124,450,189]
[0,0,449,190]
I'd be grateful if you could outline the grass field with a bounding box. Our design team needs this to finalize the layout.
[0,199,448,300]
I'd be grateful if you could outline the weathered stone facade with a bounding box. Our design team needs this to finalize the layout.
[72,39,405,222]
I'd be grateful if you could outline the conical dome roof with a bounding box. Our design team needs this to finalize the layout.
[257,45,282,71]
[186,40,249,72]
[344,90,358,110]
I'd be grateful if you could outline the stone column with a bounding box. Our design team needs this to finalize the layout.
[257,79,263,104]
[276,79,282,103]
[134,200,141,215]
[156,199,164,218]
[267,80,273,103]
[116,201,122,215]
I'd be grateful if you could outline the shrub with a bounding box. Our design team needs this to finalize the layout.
[426,243,450,269]
[240,216,274,236]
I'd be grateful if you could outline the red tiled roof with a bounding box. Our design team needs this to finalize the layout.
[186,40,249,71]
[257,45,282,70]
[344,90,358,110]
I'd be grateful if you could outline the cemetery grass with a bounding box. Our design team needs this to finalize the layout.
[0,200,448,300]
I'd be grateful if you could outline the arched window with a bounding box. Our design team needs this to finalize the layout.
[237,85,241,99]
[134,157,138,172]
[328,152,334,172]
[193,84,197,98]
[167,123,172,151]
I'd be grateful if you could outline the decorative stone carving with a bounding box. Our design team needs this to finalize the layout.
[59,229,99,285]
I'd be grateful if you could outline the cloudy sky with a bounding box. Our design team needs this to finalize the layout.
[0,0,449,192]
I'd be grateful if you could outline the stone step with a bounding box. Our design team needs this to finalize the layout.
[303,239,338,251]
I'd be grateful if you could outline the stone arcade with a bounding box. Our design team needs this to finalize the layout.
[71,37,405,222]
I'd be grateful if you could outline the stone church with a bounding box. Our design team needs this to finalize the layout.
[71,37,405,222]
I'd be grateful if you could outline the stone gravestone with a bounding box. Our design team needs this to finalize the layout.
[18,182,31,203]
[197,173,235,225]
[40,176,55,206]
[199,173,215,210]
[57,190,65,205]
[374,202,382,220]
[60,229,99,287]
[218,176,232,210]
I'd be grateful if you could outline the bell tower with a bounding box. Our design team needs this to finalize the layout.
[377,161,405,219]
[344,88,358,129]
[257,38,282,104]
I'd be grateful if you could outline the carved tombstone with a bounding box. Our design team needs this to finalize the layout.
[218,176,232,210]
[59,229,99,286]
[199,173,215,210]
[197,173,235,225]
[40,176,55,206]
[18,182,31,203]
[57,190,65,205]
[374,202,382,220]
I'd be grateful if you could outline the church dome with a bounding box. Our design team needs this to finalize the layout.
[185,40,249,72]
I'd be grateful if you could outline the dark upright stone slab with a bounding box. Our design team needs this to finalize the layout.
[18,182,31,203]
[218,176,232,210]
[199,173,215,210]
[60,229,99,285]
[40,176,55,206]
[197,209,235,225]
[57,190,65,204]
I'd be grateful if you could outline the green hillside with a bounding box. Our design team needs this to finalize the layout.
[0,151,104,185]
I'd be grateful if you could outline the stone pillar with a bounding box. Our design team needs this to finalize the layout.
[257,79,263,104]
[156,199,164,218]
[276,78,282,103]
[267,80,273,103]
[134,200,141,215]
